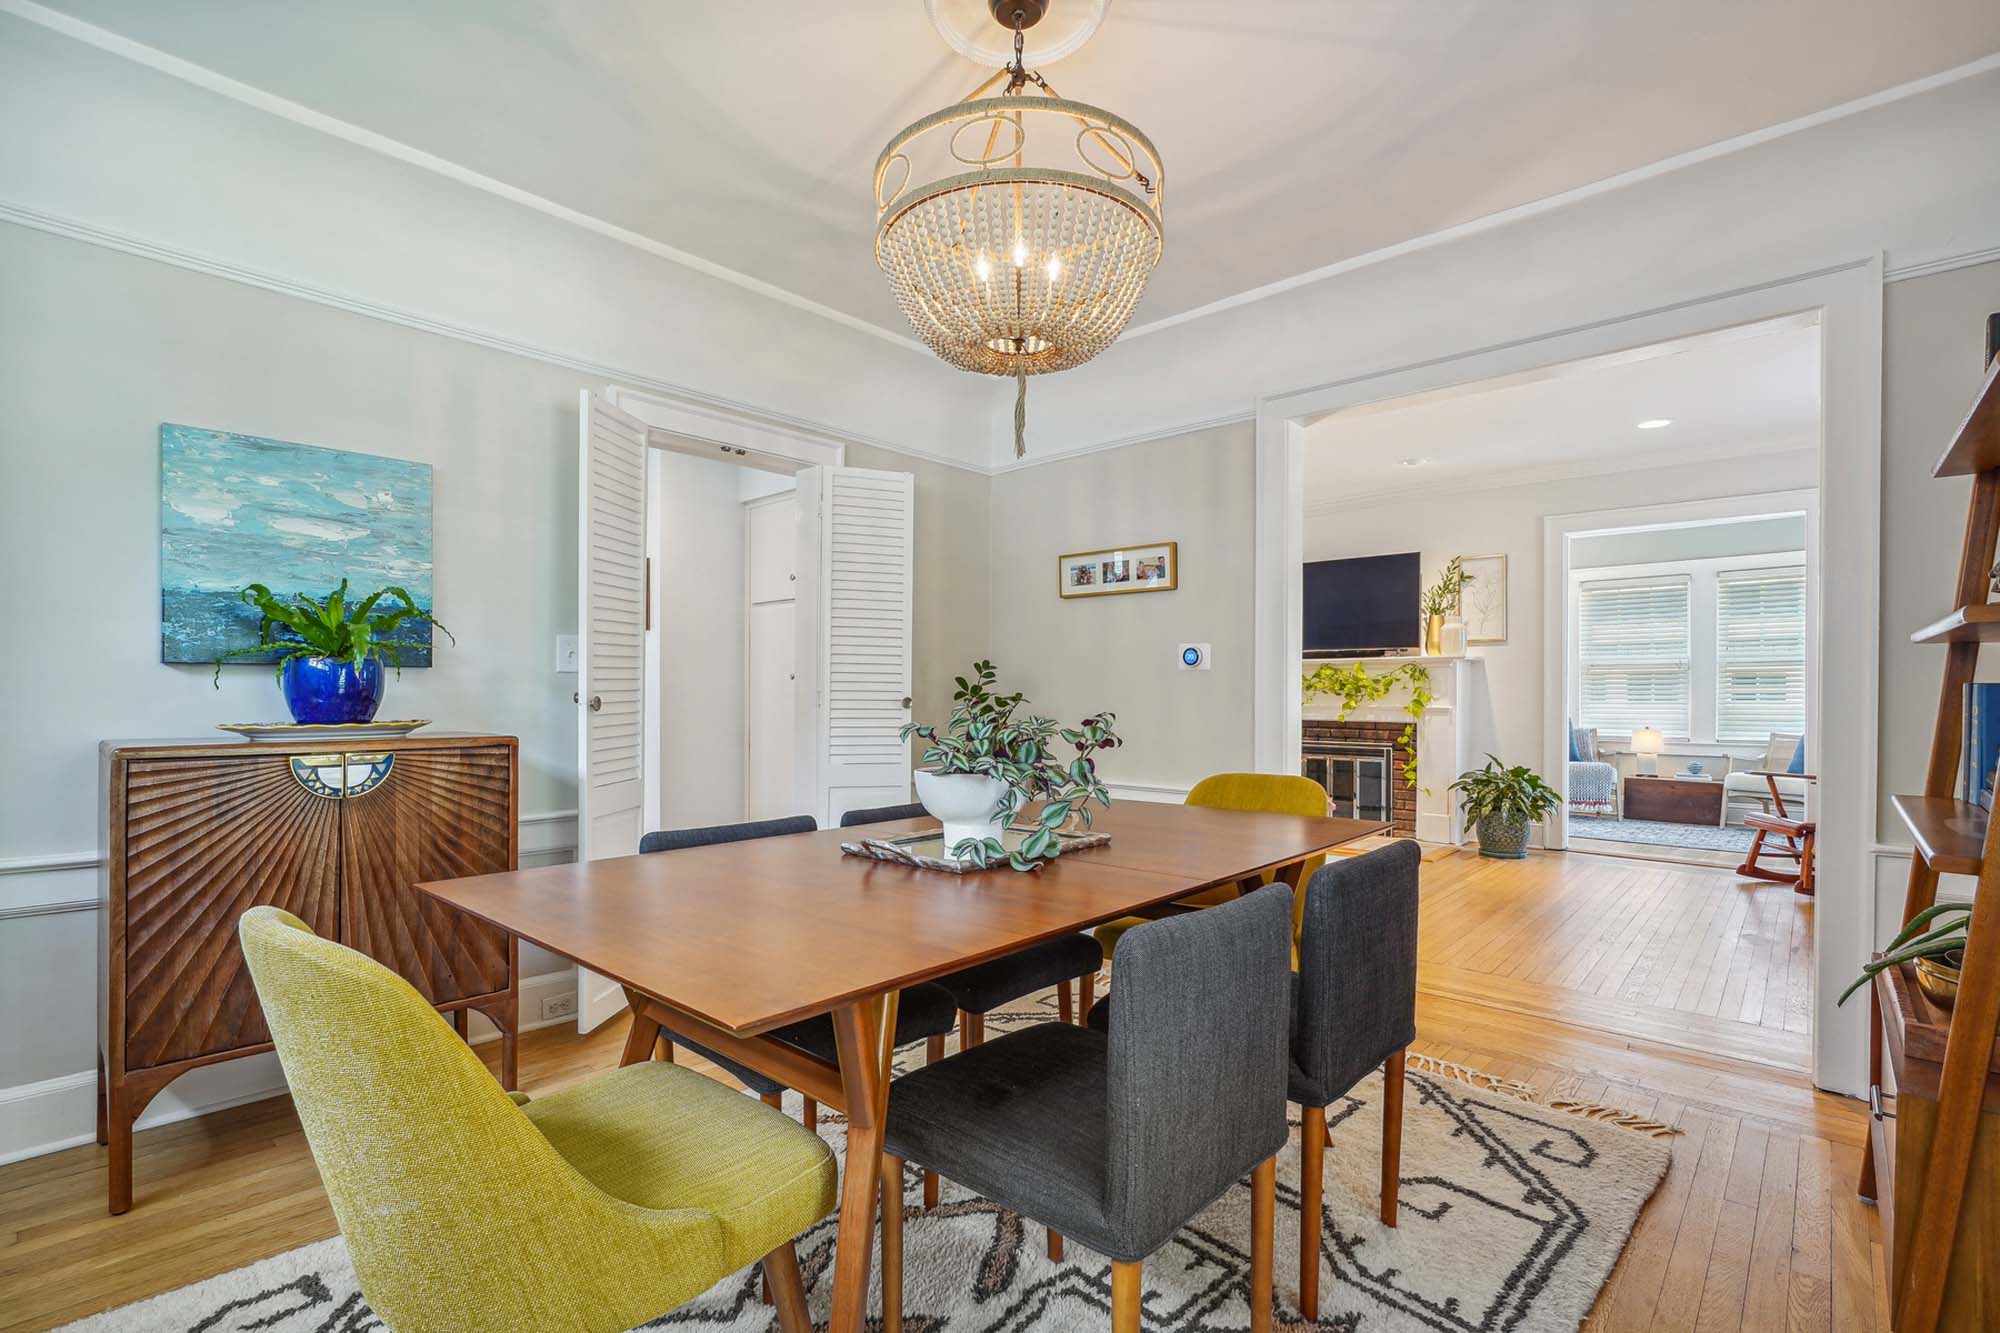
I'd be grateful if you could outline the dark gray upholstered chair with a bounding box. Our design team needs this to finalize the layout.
[635,816,955,1186]
[1089,838,1420,1321]
[841,803,1104,1044]
[877,886,1292,1333]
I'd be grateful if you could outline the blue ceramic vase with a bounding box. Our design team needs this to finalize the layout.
[280,654,385,725]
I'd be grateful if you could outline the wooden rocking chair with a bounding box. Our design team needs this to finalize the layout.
[1735,769,1818,896]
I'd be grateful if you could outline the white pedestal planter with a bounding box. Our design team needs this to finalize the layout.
[915,770,1011,848]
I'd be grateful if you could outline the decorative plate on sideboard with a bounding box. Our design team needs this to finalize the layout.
[216,719,432,743]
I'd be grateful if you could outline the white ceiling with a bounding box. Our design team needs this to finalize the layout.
[1300,316,1821,508]
[29,1,2000,343]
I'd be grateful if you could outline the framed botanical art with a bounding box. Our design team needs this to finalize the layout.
[1058,541,1178,598]
[1457,553,1508,643]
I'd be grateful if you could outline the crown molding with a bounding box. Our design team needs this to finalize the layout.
[1123,52,2000,342]
[1303,443,1820,515]
[989,410,1256,476]
[0,0,930,359]
[1886,242,2000,284]
[0,199,992,478]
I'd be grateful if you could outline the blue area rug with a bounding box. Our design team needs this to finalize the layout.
[1570,815,1756,853]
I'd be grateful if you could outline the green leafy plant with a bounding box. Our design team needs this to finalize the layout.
[1300,661,1431,788]
[901,660,1121,870]
[1449,753,1560,825]
[1838,901,1970,1005]
[1420,556,1474,620]
[210,579,455,686]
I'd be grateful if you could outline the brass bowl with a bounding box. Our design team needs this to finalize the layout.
[1915,952,1963,1010]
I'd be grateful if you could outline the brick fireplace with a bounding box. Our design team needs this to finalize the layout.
[1302,718,1418,836]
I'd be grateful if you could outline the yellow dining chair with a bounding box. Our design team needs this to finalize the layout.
[1092,772,1333,963]
[238,906,836,1333]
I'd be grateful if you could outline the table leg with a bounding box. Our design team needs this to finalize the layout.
[827,993,890,1333]
[619,988,662,1067]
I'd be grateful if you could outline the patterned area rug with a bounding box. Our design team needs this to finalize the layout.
[1569,815,1756,853]
[63,994,1671,1332]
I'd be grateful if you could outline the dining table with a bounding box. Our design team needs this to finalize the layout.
[418,797,1388,1333]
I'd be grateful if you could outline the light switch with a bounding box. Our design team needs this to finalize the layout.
[555,634,579,673]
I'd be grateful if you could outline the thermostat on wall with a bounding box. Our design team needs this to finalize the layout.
[1179,643,1211,670]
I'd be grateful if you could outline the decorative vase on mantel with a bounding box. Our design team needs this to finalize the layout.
[914,769,1011,849]
[1424,614,1445,656]
[1440,616,1467,657]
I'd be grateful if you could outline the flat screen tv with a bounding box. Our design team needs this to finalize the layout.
[1303,552,1421,655]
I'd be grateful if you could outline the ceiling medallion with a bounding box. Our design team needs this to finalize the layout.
[876,0,1164,456]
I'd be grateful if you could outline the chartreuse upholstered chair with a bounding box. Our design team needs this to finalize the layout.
[1091,772,1332,961]
[879,887,1293,1333]
[238,905,836,1333]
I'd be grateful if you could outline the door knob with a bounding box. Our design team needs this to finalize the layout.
[573,692,603,712]
[901,696,913,708]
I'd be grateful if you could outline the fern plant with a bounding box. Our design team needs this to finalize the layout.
[210,579,454,686]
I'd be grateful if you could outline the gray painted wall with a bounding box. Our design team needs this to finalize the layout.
[987,422,1257,789]
[1878,259,2000,840]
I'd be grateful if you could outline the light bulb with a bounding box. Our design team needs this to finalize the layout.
[974,254,992,281]
[1012,240,1028,268]
[1046,255,1062,281]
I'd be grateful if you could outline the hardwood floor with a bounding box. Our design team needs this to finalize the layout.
[0,848,1873,1332]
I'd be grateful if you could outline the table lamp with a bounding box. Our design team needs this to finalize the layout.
[1631,726,1664,776]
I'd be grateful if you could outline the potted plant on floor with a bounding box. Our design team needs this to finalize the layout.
[210,579,454,724]
[1450,753,1560,859]
[902,661,1120,870]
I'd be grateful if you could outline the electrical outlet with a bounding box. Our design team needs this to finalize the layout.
[541,993,577,1022]
[554,634,579,673]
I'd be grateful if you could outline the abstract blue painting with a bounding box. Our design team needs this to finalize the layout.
[160,424,435,666]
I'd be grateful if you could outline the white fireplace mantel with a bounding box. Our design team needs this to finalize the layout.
[1302,655,1490,845]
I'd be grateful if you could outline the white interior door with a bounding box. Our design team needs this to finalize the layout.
[745,494,800,820]
[574,390,648,1032]
[794,467,915,827]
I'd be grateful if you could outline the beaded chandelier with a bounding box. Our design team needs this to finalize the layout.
[875,0,1164,455]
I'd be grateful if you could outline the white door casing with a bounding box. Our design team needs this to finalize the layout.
[575,390,649,1033]
[793,467,916,828]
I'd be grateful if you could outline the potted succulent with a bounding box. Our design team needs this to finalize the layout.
[210,580,453,724]
[902,661,1120,871]
[1839,901,1971,1009]
[1449,754,1560,859]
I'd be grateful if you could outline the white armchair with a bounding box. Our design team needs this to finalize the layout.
[1723,733,1806,824]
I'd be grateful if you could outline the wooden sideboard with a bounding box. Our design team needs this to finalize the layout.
[97,733,520,1213]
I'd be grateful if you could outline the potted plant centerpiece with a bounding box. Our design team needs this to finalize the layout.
[1449,754,1560,859]
[902,661,1120,871]
[210,580,453,724]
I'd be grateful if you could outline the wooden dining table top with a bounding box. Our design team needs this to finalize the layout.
[418,800,1387,1038]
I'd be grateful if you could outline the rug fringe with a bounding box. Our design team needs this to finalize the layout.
[1547,1099,1684,1137]
[1404,1051,1540,1101]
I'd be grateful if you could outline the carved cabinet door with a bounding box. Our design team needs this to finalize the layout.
[338,745,514,1004]
[121,754,342,1070]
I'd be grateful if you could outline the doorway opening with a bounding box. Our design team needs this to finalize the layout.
[1278,308,1829,1078]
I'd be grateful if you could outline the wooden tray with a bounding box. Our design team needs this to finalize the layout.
[840,824,1109,873]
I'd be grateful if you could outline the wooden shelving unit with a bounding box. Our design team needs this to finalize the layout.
[1872,313,2000,1332]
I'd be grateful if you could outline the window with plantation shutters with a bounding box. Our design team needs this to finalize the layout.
[1715,565,1807,742]
[1576,575,1692,738]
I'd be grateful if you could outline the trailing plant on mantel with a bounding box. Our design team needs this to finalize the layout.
[1301,661,1431,789]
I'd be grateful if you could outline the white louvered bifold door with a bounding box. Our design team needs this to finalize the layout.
[793,466,915,828]
[574,390,648,1032]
